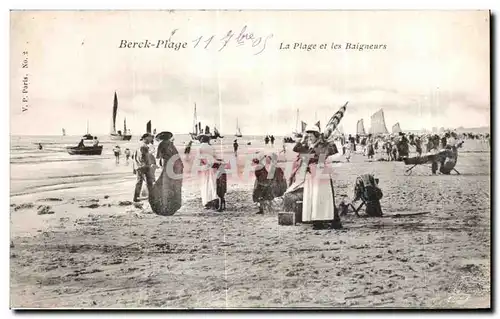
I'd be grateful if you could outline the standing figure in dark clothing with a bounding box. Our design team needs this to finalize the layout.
[38,143,43,150]
[149,131,184,216]
[233,139,239,156]
[415,137,422,156]
[133,133,155,202]
[270,135,275,146]
[264,135,270,145]
[184,140,193,157]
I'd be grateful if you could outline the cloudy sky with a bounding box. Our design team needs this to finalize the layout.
[10,10,489,136]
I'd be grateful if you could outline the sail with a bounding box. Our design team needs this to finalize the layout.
[315,121,321,130]
[124,118,127,133]
[193,104,198,134]
[357,119,366,135]
[301,121,307,133]
[392,122,402,134]
[369,109,389,135]
[62,128,66,136]
[146,121,152,134]
[324,102,348,141]
[236,118,242,136]
[198,122,202,133]
[112,92,118,133]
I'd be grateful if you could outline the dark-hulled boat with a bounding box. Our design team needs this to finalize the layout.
[66,145,103,156]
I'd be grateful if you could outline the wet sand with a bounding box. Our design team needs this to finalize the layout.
[10,141,491,308]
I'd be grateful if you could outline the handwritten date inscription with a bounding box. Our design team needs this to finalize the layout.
[119,26,273,55]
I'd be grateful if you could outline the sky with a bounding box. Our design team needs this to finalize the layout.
[10,10,490,136]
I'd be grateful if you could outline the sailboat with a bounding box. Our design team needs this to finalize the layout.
[62,128,66,136]
[235,118,243,137]
[189,103,224,140]
[110,92,132,141]
[82,120,93,140]
[189,103,200,140]
[292,109,305,138]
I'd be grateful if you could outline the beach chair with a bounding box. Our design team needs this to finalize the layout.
[403,148,460,175]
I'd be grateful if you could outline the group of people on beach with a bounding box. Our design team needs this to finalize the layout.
[76,126,485,230]
[124,126,346,230]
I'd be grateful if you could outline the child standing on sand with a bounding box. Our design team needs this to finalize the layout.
[124,148,131,164]
[113,145,121,164]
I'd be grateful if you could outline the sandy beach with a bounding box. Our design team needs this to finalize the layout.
[10,137,491,308]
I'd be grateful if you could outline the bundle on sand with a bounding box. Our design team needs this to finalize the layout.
[283,188,303,223]
[353,174,383,217]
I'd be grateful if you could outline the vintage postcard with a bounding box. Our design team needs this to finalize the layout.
[10,10,490,309]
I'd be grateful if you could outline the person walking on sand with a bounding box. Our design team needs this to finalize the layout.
[345,141,351,162]
[132,133,155,202]
[184,140,193,158]
[124,148,131,164]
[285,125,342,230]
[233,139,239,157]
[113,145,121,164]
[270,135,275,146]
[264,135,270,145]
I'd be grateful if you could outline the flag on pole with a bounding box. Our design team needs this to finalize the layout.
[323,101,348,141]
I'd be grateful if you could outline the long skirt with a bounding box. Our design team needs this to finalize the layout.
[302,170,335,222]
[149,165,183,216]
[200,169,218,206]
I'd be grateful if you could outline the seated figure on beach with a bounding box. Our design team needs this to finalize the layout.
[284,125,342,230]
[252,153,287,215]
[353,174,383,217]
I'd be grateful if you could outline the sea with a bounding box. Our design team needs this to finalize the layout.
[10,134,286,197]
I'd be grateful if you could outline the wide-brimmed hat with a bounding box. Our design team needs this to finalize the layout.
[305,125,320,134]
[140,133,153,140]
[155,131,173,141]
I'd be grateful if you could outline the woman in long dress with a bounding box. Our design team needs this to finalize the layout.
[198,135,219,209]
[149,131,184,216]
[286,125,342,230]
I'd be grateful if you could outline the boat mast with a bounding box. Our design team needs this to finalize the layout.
[124,117,127,133]
[295,109,299,132]
[193,103,198,135]
[86,120,89,134]
[112,91,118,133]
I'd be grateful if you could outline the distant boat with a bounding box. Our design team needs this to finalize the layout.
[369,109,389,135]
[392,122,402,134]
[357,119,366,136]
[62,128,66,136]
[235,118,243,137]
[66,145,103,156]
[189,103,200,140]
[292,109,305,138]
[82,120,94,140]
[110,92,132,141]
[189,103,223,140]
